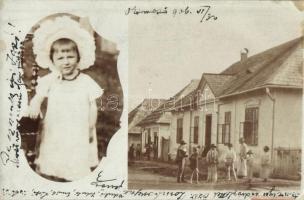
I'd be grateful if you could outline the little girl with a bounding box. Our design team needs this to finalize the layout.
[246,150,254,183]
[261,146,271,182]
[28,16,103,181]
[189,147,199,184]
[224,143,237,181]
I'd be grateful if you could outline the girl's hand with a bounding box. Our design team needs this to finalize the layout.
[89,101,98,129]
[89,127,94,143]
[89,135,93,143]
[28,104,41,119]
[27,95,44,119]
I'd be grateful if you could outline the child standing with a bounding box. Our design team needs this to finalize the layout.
[246,150,254,183]
[238,137,248,178]
[225,143,237,181]
[189,147,199,184]
[29,16,103,181]
[176,140,188,183]
[206,144,218,183]
[261,146,271,182]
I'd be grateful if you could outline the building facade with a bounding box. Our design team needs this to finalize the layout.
[169,37,303,178]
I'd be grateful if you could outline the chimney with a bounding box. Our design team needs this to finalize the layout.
[240,48,249,62]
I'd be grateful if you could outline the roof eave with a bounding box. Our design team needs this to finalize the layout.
[137,121,170,127]
[219,84,303,99]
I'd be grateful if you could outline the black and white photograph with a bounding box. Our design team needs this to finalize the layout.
[18,13,123,182]
[128,1,303,191]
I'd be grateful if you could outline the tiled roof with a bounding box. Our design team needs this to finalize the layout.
[128,99,166,133]
[221,37,301,75]
[173,80,200,100]
[220,37,303,96]
[172,74,233,109]
[203,73,234,96]
[137,80,199,126]
[265,41,302,87]
[170,89,198,110]
[173,36,303,108]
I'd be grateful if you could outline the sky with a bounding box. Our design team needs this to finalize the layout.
[128,1,303,111]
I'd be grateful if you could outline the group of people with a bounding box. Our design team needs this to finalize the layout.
[175,138,271,184]
[128,143,142,161]
[129,143,159,163]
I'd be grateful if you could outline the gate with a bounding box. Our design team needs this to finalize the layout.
[273,148,301,180]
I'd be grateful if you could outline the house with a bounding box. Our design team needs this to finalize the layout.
[137,80,199,161]
[128,99,166,149]
[168,36,302,178]
[168,74,233,158]
[217,37,303,178]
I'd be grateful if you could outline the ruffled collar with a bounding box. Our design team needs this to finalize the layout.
[61,70,81,81]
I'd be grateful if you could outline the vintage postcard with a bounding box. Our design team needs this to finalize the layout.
[0,0,303,200]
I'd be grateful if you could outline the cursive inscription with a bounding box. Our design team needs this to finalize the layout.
[90,171,125,190]
[1,22,24,168]
[1,186,300,200]
[125,6,168,15]
[125,5,218,23]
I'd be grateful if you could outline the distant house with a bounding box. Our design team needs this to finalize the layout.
[168,37,302,178]
[128,99,166,149]
[137,80,199,161]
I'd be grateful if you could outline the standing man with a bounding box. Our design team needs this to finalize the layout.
[197,145,205,158]
[238,137,248,178]
[176,140,188,183]
[145,143,151,160]
[206,144,219,183]
[129,144,135,161]
[136,144,141,160]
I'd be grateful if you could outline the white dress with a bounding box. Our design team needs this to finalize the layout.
[261,152,271,179]
[34,72,103,181]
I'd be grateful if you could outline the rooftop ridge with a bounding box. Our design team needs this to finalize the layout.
[221,36,303,75]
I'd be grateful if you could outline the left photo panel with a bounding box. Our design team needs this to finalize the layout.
[18,13,123,182]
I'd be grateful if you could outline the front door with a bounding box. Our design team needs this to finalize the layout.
[153,132,158,159]
[203,114,212,156]
[161,137,169,161]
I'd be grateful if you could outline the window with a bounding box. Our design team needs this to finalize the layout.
[217,112,231,144]
[153,132,158,146]
[148,129,151,144]
[193,116,199,144]
[223,112,231,143]
[243,107,258,145]
[145,131,148,144]
[176,118,183,143]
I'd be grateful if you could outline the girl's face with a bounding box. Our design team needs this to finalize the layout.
[52,42,79,76]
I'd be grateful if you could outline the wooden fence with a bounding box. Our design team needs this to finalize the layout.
[273,148,301,180]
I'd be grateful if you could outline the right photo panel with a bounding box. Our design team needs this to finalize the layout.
[128,1,302,191]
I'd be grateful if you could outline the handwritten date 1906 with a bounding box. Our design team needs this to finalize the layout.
[172,6,217,22]
[125,5,218,23]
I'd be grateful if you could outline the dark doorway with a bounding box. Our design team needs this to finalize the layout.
[153,132,158,159]
[202,114,212,157]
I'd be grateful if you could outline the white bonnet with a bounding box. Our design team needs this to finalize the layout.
[32,16,96,72]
